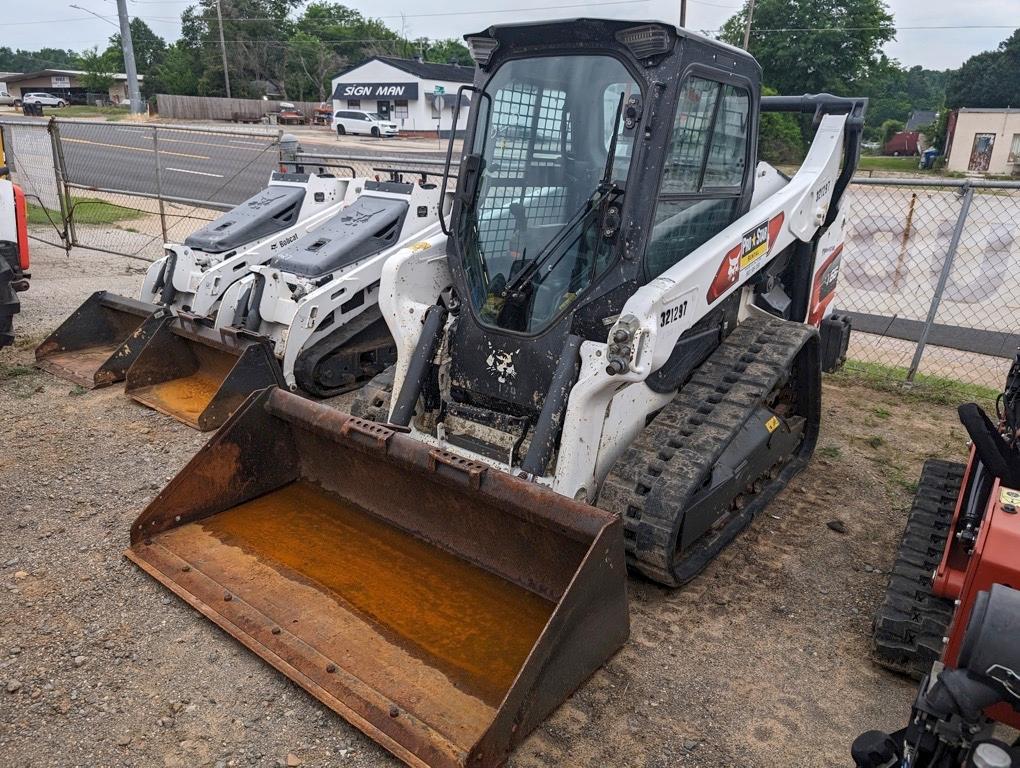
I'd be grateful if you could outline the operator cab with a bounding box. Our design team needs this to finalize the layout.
[443,19,760,438]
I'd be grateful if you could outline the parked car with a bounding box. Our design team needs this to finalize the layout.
[0,91,14,107]
[22,93,67,108]
[334,110,399,138]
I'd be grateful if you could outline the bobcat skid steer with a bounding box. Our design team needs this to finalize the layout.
[123,176,450,430]
[126,19,865,768]
[35,172,354,388]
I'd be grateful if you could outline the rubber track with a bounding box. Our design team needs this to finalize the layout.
[871,458,964,679]
[599,315,816,586]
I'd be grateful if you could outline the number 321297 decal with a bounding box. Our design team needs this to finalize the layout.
[659,300,688,327]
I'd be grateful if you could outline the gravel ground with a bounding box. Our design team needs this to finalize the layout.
[1,239,968,767]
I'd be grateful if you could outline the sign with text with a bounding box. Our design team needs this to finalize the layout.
[332,82,419,100]
[51,76,71,88]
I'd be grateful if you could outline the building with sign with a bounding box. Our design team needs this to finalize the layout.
[3,69,143,106]
[944,108,1020,176]
[330,57,474,137]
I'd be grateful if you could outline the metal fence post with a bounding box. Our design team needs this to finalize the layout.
[152,126,168,243]
[906,181,975,381]
[47,118,74,250]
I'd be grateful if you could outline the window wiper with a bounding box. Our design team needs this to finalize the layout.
[499,93,627,301]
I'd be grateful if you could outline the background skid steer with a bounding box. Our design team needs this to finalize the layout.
[125,388,627,768]
[35,172,352,388]
[127,18,864,768]
[124,175,449,431]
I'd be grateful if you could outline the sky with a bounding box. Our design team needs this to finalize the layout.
[6,0,1018,72]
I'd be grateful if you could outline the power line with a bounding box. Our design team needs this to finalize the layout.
[10,0,650,25]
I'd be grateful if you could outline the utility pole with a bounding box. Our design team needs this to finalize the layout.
[215,0,232,98]
[742,0,756,50]
[114,0,143,113]
[679,0,687,27]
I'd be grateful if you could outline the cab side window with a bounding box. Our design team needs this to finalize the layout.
[646,77,750,279]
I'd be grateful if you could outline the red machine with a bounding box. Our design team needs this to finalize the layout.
[872,353,1020,723]
[859,357,1020,767]
[932,398,1020,729]
[0,177,30,348]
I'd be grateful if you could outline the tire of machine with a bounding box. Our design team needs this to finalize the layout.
[599,315,821,587]
[871,458,964,679]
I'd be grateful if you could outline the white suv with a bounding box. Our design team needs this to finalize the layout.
[334,110,399,138]
[23,92,67,108]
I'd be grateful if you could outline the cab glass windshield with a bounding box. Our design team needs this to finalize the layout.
[457,55,639,334]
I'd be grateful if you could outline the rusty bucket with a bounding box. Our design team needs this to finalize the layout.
[124,315,284,431]
[125,388,628,768]
[35,291,170,389]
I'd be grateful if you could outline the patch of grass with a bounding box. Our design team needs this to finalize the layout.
[27,197,144,227]
[867,435,885,449]
[873,407,892,419]
[830,359,999,409]
[818,445,842,459]
[0,362,36,379]
[69,385,87,396]
[858,155,927,173]
[56,105,131,121]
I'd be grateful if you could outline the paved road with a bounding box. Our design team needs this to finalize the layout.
[7,118,449,208]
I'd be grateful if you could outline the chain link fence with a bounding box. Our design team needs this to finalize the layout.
[837,178,1019,391]
[0,119,66,250]
[1,118,281,261]
[3,121,1016,391]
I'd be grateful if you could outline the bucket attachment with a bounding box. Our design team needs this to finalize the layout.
[35,291,170,389]
[125,388,628,768]
[124,315,285,431]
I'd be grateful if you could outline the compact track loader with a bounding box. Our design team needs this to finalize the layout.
[127,19,865,768]
[35,172,355,388]
[124,174,451,430]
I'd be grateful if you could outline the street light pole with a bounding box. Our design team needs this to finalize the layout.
[215,0,232,98]
[742,0,757,50]
[114,0,144,114]
[679,0,687,27]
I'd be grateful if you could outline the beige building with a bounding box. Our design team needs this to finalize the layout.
[4,69,143,106]
[945,108,1020,175]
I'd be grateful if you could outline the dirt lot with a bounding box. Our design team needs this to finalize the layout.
[1,240,970,767]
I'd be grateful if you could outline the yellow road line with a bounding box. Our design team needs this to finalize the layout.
[62,137,209,160]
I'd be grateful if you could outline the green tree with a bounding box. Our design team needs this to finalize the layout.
[945,29,1020,108]
[104,18,168,74]
[146,42,202,98]
[759,87,805,164]
[284,3,402,100]
[287,31,341,101]
[181,0,301,98]
[880,118,904,146]
[78,47,116,96]
[719,0,895,96]
[424,39,472,66]
[0,47,81,72]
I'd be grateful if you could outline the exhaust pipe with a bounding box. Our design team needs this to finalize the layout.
[124,315,284,431]
[125,388,629,768]
[35,292,172,389]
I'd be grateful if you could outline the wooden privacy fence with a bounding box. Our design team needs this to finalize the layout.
[156,94,324,121]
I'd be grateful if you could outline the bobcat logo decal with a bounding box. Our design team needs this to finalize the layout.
[485,342,518,384]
